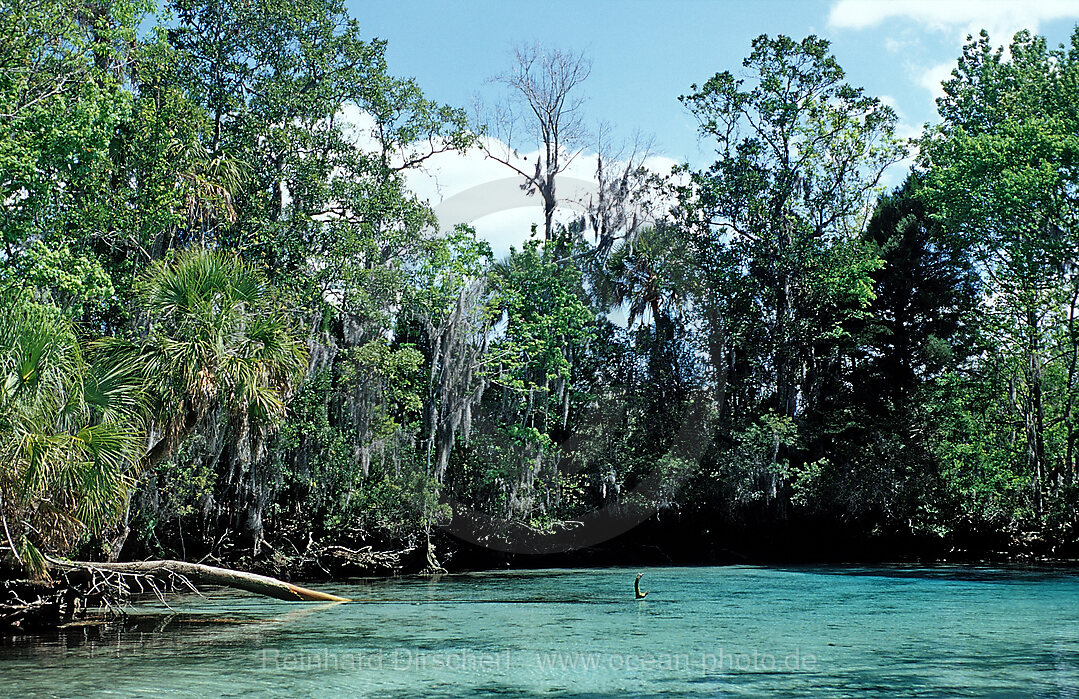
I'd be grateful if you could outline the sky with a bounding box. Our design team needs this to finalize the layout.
[343,0,1079,258]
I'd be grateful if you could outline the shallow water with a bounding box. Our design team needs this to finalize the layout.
[2,565,1078,697]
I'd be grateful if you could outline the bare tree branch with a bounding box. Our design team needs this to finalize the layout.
[478,43,593,241]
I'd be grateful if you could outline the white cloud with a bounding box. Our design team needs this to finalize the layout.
[335,104,680,260]
[407,139,677,260]
[917,61,955,102]
[876,95,921,189]
[878,94,923,141]
[883,35,914,54]
[829,1,1079,104]
[828,0,1079,43]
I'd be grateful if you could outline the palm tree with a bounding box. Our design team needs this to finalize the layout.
[1,249,307,574]
[0,297,143,575]
[604,224,695,436]
[169,140,250,246]
[105,248,308,471]
[604,223,691,327]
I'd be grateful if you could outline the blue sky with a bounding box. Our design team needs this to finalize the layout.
[342,1,1079,257]
[351,0,1079,166]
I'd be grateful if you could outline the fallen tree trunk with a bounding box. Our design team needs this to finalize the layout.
[48,559,350,603]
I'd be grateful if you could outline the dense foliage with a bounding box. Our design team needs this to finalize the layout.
[2,0,1078,574]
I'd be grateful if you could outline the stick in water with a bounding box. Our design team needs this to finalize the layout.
[635,572,649,600]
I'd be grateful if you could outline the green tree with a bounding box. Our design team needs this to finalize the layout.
[119,0,474,558]
[855,177,979,414]
[920,29,1079,522]
[452,238,595,521]
[604,223,698,471]
[678,35,901,519]
[793,177,979,534]
[0,0,145,249]
[0,295,143,575]
[107,249,307,547]
[680,34,902,422]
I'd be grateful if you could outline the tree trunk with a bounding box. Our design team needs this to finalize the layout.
[48,559,349,603]
[771,211,798,421]
[1026,304,1046,514]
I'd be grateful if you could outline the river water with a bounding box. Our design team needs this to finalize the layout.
[2,565,1078,697]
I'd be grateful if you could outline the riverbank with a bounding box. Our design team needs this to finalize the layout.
[440,512,1079,571]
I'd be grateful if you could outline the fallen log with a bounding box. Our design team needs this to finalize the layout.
[47,559,350,603]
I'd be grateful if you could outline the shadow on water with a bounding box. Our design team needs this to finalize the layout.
[0,598,347,656]
[766,562,1079,585]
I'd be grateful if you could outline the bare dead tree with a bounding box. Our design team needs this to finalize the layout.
[480,44,592,242]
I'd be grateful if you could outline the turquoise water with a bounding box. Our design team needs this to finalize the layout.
[2,565,1078,697]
